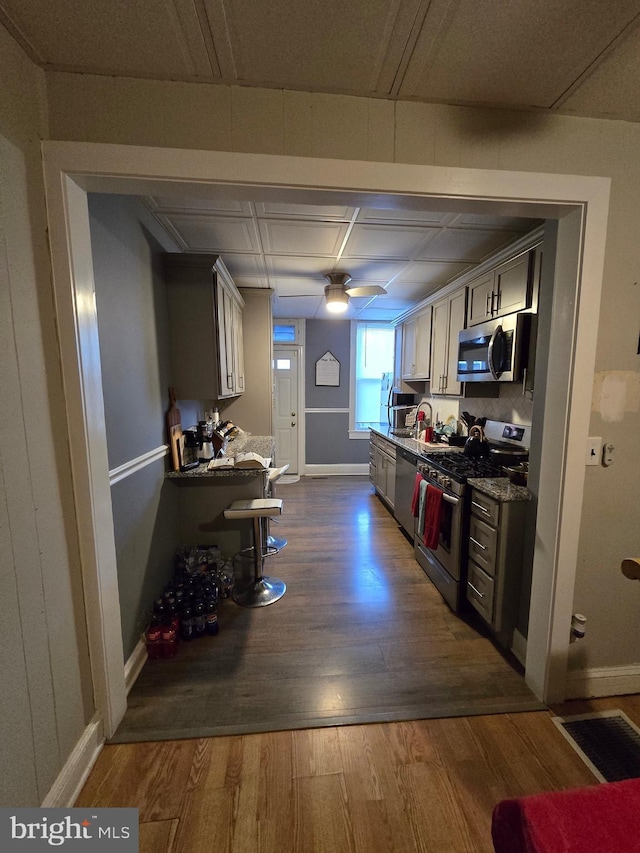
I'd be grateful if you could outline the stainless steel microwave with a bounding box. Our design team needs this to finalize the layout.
[457,313,531,383]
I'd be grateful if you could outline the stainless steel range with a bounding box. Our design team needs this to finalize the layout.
[414,420,530,612]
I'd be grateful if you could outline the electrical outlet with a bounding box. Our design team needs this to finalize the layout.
[586,437,602,466]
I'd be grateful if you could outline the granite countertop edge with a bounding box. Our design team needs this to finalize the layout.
[467,476,531,502]
[369,424,461,456]
[166,433,275,479]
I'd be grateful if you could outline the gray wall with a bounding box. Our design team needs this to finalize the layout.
[305,319,369,465]
[89,194,181,660]
[223,288,273,436]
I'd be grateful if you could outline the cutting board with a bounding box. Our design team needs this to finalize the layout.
[167,387,182,472]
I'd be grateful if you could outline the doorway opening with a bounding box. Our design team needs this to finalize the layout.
[41,143,609,737]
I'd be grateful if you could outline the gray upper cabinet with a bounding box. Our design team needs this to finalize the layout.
[467,250,533,326]
[164,253,245,400]
[431,287,466,396]
[401,306,432,381]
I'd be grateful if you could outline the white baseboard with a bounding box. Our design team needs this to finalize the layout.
[565,663,640,699]
[303,464,369,476]
[511,628,527,667]
[41,714,104,807]
[124,637,148,694]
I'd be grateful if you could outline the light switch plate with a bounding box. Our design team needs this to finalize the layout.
[586,436,602,466]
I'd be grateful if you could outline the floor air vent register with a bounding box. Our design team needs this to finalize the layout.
[553,710,640,783]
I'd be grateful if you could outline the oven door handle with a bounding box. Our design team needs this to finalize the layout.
[441,492,459,506]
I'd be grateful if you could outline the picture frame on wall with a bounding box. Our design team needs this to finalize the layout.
[315,351,340,386]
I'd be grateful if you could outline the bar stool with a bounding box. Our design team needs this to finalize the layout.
[265,464,290,554]
[224,498,286,607]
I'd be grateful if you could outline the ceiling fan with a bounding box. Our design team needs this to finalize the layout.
[278,272,387,314]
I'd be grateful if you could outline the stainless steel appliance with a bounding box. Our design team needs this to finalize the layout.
[457,312,531,383]
[394,447,418,539]
[414,421,530,612]
[380,374,416,426]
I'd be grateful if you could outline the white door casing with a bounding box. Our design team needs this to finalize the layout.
[41,141,609,735]
[273,347,300,473]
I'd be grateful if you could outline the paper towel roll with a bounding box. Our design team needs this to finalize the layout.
[621,558,640,580]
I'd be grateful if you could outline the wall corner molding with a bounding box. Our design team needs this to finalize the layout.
[41,714,104,807]
[125,638,148,695]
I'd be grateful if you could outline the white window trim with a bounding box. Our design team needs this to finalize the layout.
[349,320,393,439]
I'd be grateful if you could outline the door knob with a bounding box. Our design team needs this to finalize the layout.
[291,412,296,416]
[291,421,296,427]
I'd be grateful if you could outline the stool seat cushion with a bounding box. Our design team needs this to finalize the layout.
[224,498,283,520]
[268,463,290,483]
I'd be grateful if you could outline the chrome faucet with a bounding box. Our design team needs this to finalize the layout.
[416,400,433,426]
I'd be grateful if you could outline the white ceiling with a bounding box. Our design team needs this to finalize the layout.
[7,0,636,318]
[4,0,640,121]
[144,194,540,320]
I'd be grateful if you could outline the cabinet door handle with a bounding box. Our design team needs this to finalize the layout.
[468,582,485,599]
[470,536,487,551]
[471,500,490,515]
[486,293,492,316]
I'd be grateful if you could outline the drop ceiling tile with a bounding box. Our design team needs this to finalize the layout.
[560,24,640,121]
[342,224,438,259]
[269,279,325,296]
[215,0,419,94]
[273,296,324,319]
[400,0,640,109]
[336,259,407,281]
[255,202,355,220]
[232,275,270,288]
[384,281,437,301]
[265,256,336,277]
[0,0,213,79]
[216,253,266,277]
[398,260,472,285]
[165,214,260,253]
[451,212,539,231]
[150,197,253,215]
[417,229,522,263]
[357,207,453,225]
[259,219,349,256]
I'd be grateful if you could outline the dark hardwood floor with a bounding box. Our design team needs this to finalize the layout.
[112,476,542,744]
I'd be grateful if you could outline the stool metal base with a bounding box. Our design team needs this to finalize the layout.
[232,577,286,607]
[266,534,287,553]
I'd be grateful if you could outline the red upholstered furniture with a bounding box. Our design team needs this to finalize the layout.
[492,777,640,852]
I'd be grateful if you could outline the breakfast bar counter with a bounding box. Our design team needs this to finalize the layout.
[166,434,276,557]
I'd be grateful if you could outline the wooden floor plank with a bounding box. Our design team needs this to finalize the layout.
[77,696,640,852]
[76,477,640,851]
[113,476,541,743]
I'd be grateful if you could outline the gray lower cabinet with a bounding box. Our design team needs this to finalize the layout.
[466,488,527,649]
[369,432,396,510]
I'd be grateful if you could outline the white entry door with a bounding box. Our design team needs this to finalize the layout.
[273,347,300,473]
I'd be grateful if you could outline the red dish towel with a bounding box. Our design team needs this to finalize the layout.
[423,484,443,549]
[410,472,424,517]
[492,778,640,852]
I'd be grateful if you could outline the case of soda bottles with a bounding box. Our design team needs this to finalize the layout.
[145,545,235,659]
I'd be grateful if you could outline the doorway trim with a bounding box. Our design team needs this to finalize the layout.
[41,141,609,735]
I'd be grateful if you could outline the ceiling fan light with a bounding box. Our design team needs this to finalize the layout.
[324,283,349,313]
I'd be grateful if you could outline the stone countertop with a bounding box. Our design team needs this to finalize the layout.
[166,433,275,479]
[467,477,531,503]
[369,424,462,457]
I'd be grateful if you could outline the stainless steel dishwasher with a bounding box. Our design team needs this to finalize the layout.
[394,446,418,540]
